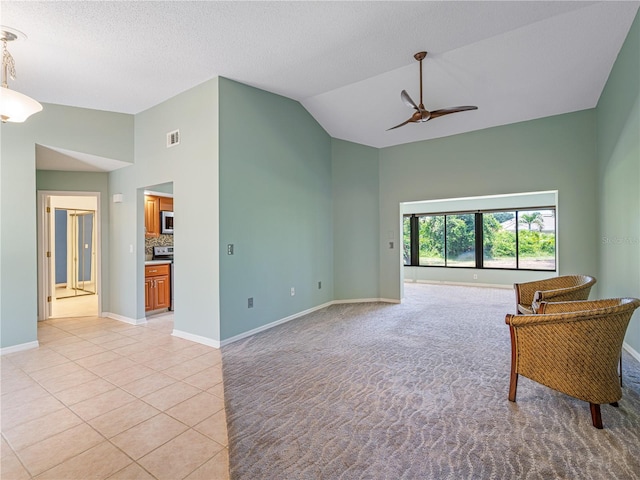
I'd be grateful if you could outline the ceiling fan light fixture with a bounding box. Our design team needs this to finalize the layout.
[1,27,43,123]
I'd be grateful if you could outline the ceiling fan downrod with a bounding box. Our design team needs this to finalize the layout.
[414,51,427,109]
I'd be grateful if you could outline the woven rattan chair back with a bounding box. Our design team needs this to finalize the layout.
[513,274,596,314]
[505,297,640,428]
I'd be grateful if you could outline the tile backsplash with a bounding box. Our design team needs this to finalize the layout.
[146,234,174,258]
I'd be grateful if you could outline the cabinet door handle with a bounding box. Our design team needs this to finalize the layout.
[149,269,157,273]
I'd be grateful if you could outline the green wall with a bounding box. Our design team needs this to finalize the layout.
[0,104,133,349]
[35,170,111,312]
[332,139,380,300]
[218,78,333,340]
[378,110,599,300]
[110,78,220,341]
[597,10,640,354]
[1,11,638,352]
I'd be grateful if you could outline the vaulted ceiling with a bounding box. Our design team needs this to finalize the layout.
[3,1,638,162]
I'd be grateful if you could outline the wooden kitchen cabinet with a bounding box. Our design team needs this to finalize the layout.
[144,195,160,238]
[145,264,171,311]
[144,277,154,310]
[145,195,173,237]
[159,196,173,212]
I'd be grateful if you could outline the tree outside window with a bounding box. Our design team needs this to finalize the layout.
[404,207,555,271]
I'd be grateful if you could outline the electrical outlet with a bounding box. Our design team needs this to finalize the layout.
[227,244,234,255]
[318,281,322,289]
[473,274,478,280]
[389,241,394,249]
[248,297,253,308]
[290,287,295,296]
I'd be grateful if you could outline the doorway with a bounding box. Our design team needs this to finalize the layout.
[37,192,101,320]
[142,182,174,319]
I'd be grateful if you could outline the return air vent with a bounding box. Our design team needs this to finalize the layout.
[167,129,180,148]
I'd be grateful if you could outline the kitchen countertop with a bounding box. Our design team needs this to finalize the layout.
[145,260,172,265]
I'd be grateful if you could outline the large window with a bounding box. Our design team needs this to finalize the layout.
[446,214,475,267]
[419,215,445,266]
[404,208,555,271]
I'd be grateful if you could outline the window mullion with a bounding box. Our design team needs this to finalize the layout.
[475,212,483,269]
[410,215,419,266]
[515,211,520,269]
[443,216,448,267]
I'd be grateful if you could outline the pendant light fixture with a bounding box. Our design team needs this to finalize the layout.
[1,27,43,123]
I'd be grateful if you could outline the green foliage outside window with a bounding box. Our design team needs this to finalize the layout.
[418,216,444,264]
[404,209,555,270]
[488,229,516,257]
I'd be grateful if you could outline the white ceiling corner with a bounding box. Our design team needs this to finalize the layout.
[3,0,638,165]
[36,145,132,172]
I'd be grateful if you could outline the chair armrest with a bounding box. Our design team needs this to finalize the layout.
[505,311,599,327]
[533,283,593,303]
[514,279,557,305]
[536,299,621,314]
[514,277,585,305]
[507,298,640,326]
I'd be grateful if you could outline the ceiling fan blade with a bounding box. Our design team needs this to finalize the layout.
[386,117,414,131]
[401,90,419,111]
[429,106,478,119]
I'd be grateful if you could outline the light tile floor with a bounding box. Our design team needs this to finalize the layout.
[1,314,229,480]
[51,293,99,319]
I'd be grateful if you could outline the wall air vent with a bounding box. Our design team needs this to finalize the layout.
[167,129,180,148]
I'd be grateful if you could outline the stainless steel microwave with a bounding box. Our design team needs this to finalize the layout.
[161,211,174,234]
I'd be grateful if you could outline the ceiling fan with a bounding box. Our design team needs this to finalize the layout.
[388,51,477,130]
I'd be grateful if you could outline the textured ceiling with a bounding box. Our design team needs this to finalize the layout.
[2,1,638,167]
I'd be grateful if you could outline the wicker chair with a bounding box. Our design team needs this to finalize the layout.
[537,298,628,387]
[513,275,596,314]
[505,297,640,428]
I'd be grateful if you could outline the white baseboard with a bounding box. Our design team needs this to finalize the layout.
[104,312,147,325]
[379,298,402,304]
[172,329,220,349]
[623,342,640,363]
[410,279,512,289]
[1,341,39,355]
[220,301,334,347]
[333,298,400,304]
[221,298,400,347]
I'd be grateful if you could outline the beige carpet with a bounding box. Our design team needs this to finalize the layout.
[222,283,640,479]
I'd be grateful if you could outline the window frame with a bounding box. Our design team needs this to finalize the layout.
[403,206,556,272]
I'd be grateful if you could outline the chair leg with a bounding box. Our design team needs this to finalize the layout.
[590,403,603,429]
[508,325,518,402]
[619,356,623,387]
[509,372,518,402]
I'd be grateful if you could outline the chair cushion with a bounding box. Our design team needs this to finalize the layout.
[517,304,533,315]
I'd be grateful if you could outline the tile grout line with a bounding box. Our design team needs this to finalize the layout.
[3,315,229,479]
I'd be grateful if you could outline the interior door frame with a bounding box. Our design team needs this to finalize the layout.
[37,191,102,320]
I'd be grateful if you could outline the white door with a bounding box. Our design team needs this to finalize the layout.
[45,195,54,318]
